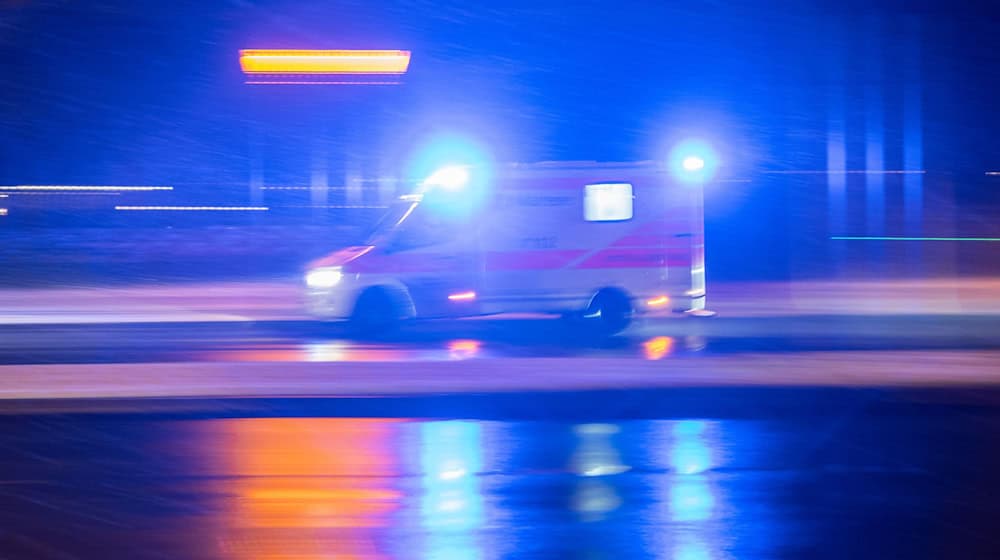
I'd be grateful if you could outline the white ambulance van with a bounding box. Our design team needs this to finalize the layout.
[304,161,709,335]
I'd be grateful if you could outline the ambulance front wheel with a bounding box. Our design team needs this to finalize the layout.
[350,287,403,336]
[580,289,633,336]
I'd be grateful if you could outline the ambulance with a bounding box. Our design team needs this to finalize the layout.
[304,160,710,335]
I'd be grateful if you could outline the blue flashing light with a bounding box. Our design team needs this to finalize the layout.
[407,134,493,220]
[669,139,719,184]
[682,155,706,172]
[423,165,471,191]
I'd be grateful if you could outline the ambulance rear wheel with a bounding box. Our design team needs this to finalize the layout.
[350,287,401,336]
[581,289,632,337]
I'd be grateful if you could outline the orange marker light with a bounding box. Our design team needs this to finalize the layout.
[239,49,411,75]
[448,291,476,301]
[646,295,670,307]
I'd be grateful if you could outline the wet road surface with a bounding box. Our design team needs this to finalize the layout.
[3,391,1000,559]
[3,313,1000,366]
[2,280,999,558]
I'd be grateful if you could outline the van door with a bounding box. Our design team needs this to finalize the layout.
[382,210,482,318]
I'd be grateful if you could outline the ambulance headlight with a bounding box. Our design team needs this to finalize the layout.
[423,165,470,191]
[305,267,343,289]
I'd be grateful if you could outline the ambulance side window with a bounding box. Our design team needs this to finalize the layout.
[584,183,633,222]
[387,212,451,252]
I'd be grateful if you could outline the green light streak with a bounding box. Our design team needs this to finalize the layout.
[831,236,1000,242]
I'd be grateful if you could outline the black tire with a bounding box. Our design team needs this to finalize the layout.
[578,289,633,337]
[350,287,401,336]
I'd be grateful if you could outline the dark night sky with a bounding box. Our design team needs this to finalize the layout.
[0,0,998,188]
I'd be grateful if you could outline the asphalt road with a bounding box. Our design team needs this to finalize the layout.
[1,279,1000,558]
[3,387,1000,559]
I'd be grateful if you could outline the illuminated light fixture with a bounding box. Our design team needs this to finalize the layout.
[447,291,476,302]
[245,80,402,86]
[987,171,1000,176]
[646,295,670,307]
[669,139,719,184]
[115,206,268,211]
[423,165,470,191]
[0,208,7,216]
[2,185,173,191]
[239,49,411,75]
[681,156,705,172]
[305,267,343,289]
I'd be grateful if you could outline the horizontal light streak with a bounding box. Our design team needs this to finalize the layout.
[245,80,401,85]
[832,236,1000,242]
[115,206,269,211]
[239,49,411,75]
[281,205,389,209]
[765,170,926,175]
[447,291,477,302]
[0,191,120,196]
[261,186,351,191]
[1,185,172,191]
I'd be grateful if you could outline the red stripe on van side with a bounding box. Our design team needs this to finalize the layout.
[574,248,691,269]
[486,250,587,270]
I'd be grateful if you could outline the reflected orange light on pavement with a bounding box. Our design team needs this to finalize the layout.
[447,339,481,359]
[196,343,407,362]
[199,418,404,560]
[643,336,675,360]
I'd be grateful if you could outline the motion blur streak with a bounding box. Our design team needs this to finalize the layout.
[831,236,1000,242]
[198,418,403,559]
[643,336,675,360]
[447,291,477,301]
[114,206,269,211]
[245,80,402,85]
[763,170,926,174]
[239,50,411,75]
[985,171,1000,175]
[1,185,173,191]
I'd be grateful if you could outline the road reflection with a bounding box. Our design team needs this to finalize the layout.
[200,418,404,559]
[173,416,753,559]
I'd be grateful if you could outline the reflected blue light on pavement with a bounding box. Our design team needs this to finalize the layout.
[672,419,707,437]
[674,538,712,560]
[658,420,724,559]
[424,534,480,560]
[420,420,484,540]
[669,477,715,522]
[669,420,713,475]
